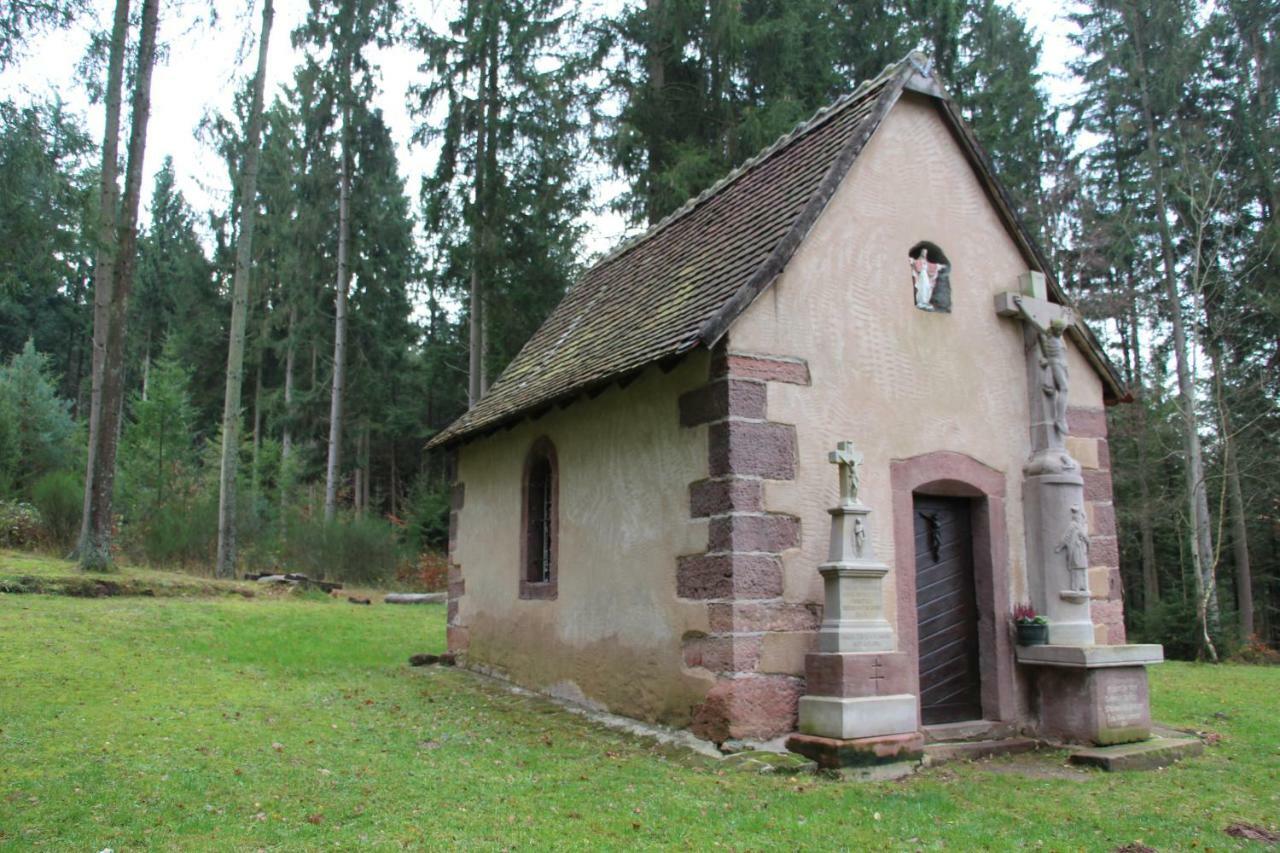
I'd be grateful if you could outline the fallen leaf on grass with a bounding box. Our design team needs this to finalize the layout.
[306,814,324,825]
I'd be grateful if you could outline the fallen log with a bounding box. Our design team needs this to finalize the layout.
[384,593,446,605]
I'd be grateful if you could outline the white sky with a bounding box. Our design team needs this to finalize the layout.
[1,0,1085,261]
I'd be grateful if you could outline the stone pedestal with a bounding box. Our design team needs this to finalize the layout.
[1023,467,1094,645]
[790,461,921,768]
[1017,644,1163,746]
[816,505,895,653]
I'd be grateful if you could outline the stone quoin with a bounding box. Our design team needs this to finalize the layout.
[428,52,1159,764]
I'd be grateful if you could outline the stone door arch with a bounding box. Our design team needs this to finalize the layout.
[891,451,1016,725]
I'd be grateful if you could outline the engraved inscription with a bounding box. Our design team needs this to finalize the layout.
[1102,679,1144,729]
[840,579,882,620]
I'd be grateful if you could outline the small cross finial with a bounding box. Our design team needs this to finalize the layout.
[828,440,863,507]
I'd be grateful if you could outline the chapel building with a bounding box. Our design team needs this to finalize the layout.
[428,53,1163,766]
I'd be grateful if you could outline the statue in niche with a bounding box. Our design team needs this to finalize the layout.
[854,517,867,558]
[909,244,951,312]
[1013,293,1072,437]
[1056,505,1091,593]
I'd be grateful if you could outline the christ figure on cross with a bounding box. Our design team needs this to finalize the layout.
[1013,293,1072,437]
[829,441,863,507]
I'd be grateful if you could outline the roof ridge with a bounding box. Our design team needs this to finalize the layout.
[591,57,912,271]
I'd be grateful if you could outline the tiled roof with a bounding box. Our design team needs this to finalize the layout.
[429,58,919,448]
[429,52,1126,448]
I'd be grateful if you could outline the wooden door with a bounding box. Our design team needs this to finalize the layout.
[914,495,982,725]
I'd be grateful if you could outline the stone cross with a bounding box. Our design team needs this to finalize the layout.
[995,271,1076,456]
[828,441,863,507]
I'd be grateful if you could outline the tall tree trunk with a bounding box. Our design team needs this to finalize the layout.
[1123,4,1218,656]
[389,442,398,518]
[361,424,370,514]
[80,0,159,571]
[1124,271,1159,615]
[466,28,489,408]
[323,103,352,522]
[77,0,130,558]
[215,0,274,577]
[281,305,296,466]
[1213,358,1254,641]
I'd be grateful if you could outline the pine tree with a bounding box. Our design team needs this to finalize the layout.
[411,0,591,400]
[295,0,399,521]
[0,340,77,497]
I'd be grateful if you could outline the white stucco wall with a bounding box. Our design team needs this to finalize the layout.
[453,356,716,724]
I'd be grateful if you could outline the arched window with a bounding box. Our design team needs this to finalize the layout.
[519,437,558,599]
[908,241,952,313]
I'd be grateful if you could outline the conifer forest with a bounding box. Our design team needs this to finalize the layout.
[0,0,1277,659]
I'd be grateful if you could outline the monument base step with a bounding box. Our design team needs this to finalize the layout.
[1067,735,1204,772]
[922,719,1018,744]
[922,737,1039,766]
[786,731,924,770]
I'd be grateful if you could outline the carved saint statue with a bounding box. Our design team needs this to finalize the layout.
[1056,505,1091,593]
[1013,293,1072,437]
[911,248,948,310]
[853,517,867,558]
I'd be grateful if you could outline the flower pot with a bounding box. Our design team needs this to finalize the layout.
[1016,622,1049,646]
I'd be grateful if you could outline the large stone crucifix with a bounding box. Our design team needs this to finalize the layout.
[995,271,1094,645]
[995,271,1075,463]
[828,440,863,508]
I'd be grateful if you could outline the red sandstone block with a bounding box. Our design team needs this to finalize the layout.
[706,602,821,633]
[446,625,470,653]
[1090,598,1127,644]
[1089,501,1117,538]
[804,652,914,698]
[447,563,463,584]
[709,420,796,480]
[689,478,764,517]
[679,379,767,426]
[691,675,804,742]
[677,553,783,599]
[1096,438,1111,471]
[448,511,459,556]
[448,579,466,599]
[1083,468,1113,502]
[450,482,466,510]
[708,513,800,553]
[1090,535,1119,568]
[1068,407,1109,439]
[696,635,763,673]
[447,597,459,622]
[786,731,925,769]
[711,350,808,384]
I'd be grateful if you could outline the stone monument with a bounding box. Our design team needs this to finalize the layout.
[787,441,923,770]
[996,272,1164,747]
[995,271,1094,645]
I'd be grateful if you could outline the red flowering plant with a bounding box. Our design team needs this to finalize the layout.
[1013,603,1048,625]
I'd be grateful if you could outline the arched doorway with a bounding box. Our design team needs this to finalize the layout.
[913,494,981,724]
[890,451,1017,728]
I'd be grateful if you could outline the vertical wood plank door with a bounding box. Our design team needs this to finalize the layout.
[914,495,983,725]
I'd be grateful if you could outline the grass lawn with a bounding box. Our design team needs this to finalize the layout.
[2,571,1277,849]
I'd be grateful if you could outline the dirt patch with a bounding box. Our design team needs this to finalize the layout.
[1224,822,1279,845]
